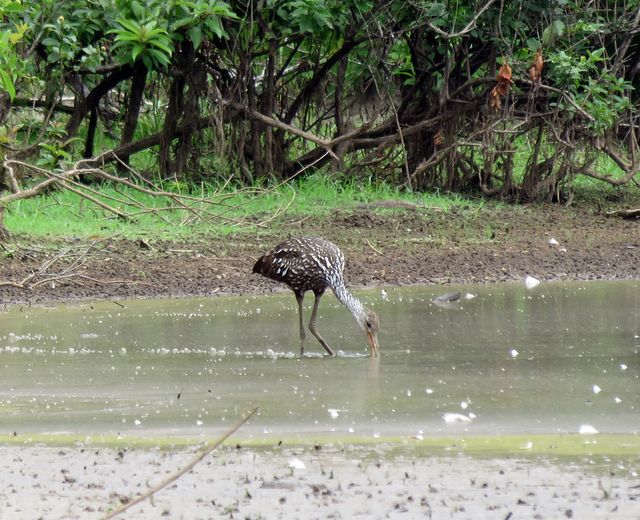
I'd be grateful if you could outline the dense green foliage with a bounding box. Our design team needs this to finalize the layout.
[1,0,639,210]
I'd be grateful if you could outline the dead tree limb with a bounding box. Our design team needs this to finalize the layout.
[606,208,640,219]
[0,241,152,291]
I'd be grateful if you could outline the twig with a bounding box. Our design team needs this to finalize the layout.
[0,240,149,290]
[100,407,258,520]
[425,0,497,39]
[364,238,383,255]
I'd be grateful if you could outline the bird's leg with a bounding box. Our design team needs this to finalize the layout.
[295,291,306,355]
[308,293,336,357]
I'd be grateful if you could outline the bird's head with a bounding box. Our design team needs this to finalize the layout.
[358,308,380,357]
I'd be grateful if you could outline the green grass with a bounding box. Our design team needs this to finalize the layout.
[4,173,480,240]
[4,165,637,241]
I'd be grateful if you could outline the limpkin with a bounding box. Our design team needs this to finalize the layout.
[253,237,380,357]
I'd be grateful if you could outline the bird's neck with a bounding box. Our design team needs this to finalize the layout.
[332,282,365,321]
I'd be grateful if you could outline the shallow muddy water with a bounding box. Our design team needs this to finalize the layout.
[1,281,638,439]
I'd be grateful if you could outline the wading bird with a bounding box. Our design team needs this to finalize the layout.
[253,237,380,357]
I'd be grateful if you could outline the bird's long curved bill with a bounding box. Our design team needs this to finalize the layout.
[367,331,379,357]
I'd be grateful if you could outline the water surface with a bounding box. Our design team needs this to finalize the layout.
[1,281,638,440]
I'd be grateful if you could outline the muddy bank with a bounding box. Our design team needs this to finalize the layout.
[1,445,637,519]
[0,204,638,305]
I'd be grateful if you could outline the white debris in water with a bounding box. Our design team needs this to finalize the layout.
[134,420,142,426]
[510,349,519,358]
[443,413,473,424]
[288,458,305,470]
[463,293,477,300]
[579,424,598,435]
[460,401,468,410]
[406,390,412,397]
[328,408,346,419]
[620,364,628,371]
[592,384,602,394]
[380,289,389,301]
[196,420,203,426]
[414,432,424,441]
[348,427,354,433]
[119,348,127,355]
[425,388,434,394]
[80,333,99,339]
[614,397,622,404]
[548,237,559,246]
[525,275,540,289]
[522,441,533,450]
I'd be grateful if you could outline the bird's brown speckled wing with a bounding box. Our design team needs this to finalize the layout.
[252,237,344,294]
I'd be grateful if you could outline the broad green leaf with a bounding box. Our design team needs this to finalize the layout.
[188,25,202,49]
[0,69,16,100]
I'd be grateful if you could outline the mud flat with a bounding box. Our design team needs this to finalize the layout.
[1,444,638,519]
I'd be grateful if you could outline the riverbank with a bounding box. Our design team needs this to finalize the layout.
[0,203,638,305]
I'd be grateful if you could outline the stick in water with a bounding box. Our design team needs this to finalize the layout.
[101,407,258,520]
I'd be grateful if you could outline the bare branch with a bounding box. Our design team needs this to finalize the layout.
[425,0,497,39]
[101,408,258,520]
[0,241,152,291]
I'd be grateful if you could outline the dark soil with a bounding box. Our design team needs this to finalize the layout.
[0,204,638,305]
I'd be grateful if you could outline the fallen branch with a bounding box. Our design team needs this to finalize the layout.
[364,238,383,255]
[0,241,150,291]
[606,208,640,219]
[101,407,258,520]
[0,159,275,227]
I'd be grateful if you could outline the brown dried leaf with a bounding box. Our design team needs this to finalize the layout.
[489,61,513,111]
[529,49,544,86]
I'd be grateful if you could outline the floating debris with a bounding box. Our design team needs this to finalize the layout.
[288,458,305,470]
[510,349,519,358]
[380,289,389,301]
[328,408,347,419]
[432,292,461,303]
[578,424,598,435]
[443,413,473,424]
[525,276,540,289]
[548,237,559,246]
[463,293,477,300]
[592,384,602,394]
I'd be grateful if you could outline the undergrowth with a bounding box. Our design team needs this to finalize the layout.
[4,170,636,240]
[4,173,480,239]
